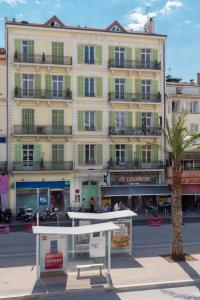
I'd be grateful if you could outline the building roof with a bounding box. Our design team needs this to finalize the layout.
[32,222,119,235]
[67,210,136,220]
[6,16,167,38]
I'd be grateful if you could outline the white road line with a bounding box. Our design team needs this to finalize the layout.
[134,242,200,249]
[0,252,35,258]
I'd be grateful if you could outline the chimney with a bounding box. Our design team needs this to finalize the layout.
[197,73,200,85]
[149,17,155,33]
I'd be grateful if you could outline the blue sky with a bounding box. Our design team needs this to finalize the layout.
[0,0,199,81]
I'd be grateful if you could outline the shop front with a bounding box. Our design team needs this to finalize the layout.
[16,180,70,212]
[0,174,8,209]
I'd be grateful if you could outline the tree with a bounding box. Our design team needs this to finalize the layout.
[163,110,200,260]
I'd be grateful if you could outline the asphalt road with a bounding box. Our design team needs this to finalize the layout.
[1,223,200,268]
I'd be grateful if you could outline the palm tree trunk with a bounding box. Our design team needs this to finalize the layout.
[171,166,184,260]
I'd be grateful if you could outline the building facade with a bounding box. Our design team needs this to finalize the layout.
[166,74,200,211]
[5,16,167,213]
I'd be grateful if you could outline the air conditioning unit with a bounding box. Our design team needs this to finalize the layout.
[36,126,44,134]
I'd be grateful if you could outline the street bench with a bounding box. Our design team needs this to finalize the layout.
[77,263,104,278]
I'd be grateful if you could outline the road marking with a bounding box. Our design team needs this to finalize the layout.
[0,252,35,258]
[134,241,200,249]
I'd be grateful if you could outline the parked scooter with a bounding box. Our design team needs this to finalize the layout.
[44,208,57,220]
[22,208,33,222]
[33,211,45,222]
[15,208,25,220]
[3,208,12,223]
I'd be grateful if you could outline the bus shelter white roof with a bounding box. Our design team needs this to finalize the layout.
[67,210,137,221]
[32,222,119,235]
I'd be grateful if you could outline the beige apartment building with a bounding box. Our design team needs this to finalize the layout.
[5,16,168,213]
[166,74,200,212]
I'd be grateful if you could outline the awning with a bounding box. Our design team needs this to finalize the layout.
[182,184,200,195]
[101,185,172,197]
[67,210,137,220]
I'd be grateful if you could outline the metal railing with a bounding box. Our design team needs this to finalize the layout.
[14,88,72,100]
[108,160,165,170]
[0,162,7,172]
[12,161,73,171]
[109,126,162,136]
[108,59,161,70]
[108,92,161,103]
[14,53,72,66]
[13,125,72,135]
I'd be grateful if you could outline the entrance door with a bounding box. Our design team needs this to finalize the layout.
[82,181,98,210]
[50,190,64,211]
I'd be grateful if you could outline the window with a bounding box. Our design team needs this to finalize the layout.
[176,87,183,94]
[141,49,151,68]
[85,111,95,130]
[85,145,95,164]
[111,25,120,32]
[116,112,126,128]
[190,123,198,133]
[142,112,152,130]
[142,145,151,163]
[114,47,125,67]
[115,144,126,163]
[52,144,64,162]
[23,144,34,168]
[142,80,151,100]
[190,101,199,113]
[85,45,95,64]
[52,75,64,98]
[172,101,181,113]
[22,74,34,97]
[85,77,95,97]
[115,78,125,100]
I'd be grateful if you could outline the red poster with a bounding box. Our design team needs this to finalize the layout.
[45,252,63,270]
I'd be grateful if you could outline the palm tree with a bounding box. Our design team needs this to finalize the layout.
[163,110,200,260]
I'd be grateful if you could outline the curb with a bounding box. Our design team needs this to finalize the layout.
[1,279,200,300]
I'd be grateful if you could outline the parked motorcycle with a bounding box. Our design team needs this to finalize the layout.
[15,207,25,220]
[0,208,12,223]
[44,208,57,220]
[21,208,33,222]
[33,211,45,222]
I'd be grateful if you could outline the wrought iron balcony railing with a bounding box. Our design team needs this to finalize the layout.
[14,53,72,66]
[108,160,165,170]
[13,125,72,135]
[12,161,73,171]
[109,126,162,136]
[14,88,72,100]
[108,59,161,70]
[108,92,161,103]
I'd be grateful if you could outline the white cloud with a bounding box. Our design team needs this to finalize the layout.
[126,7,156,31]
[184,20,191,25]
[160,0,183,15]
[0,0,26,6]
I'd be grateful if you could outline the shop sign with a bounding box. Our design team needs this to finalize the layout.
[39,196,48,206]
[119,175,151,183]
[181,178,200,184]
[112,220,130,250]
[45,252,63,270]
[110,173,159,185]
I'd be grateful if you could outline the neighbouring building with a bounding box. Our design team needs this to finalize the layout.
[5,16,168,213]
[166,73,200,212]
[0,48,8,209]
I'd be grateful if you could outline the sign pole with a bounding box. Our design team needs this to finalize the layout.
[36,212,40,279]
[108,230,111,274]
[72,218,75,258]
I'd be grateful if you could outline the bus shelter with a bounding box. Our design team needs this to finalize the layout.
[33,222,119,279]
[67,210,136,256]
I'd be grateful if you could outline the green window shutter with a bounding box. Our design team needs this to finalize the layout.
[152,49,158,62]
[78,44,84,64]
[135,48,141,61]
[135,112,142,127]
[52,110,64,133]
[126,47,132,61]
[78,76,84,97]
[126,78,132,94]
[109,144,116,161]
[96,144,102,165]
[22,109,34,129]
[35,74,41,97]
[96,111,102,131]
[45,75,51,98]
[109,78,115,93]
[135,78,141,94]
[52,145,64,162]
[58,42,64,57]
[152,144,159,161]
[52,42,64,64]
[135,144,142,161]
[109,46,114,60]
[35,144,41,161]
[15,143,22,161]
[152,112,159,127]
[28,40,34,61]
[151,80,158,95]
[96,77,102,97]
[109,111,116,127]
[15,39,21,53]
[78,144,84,165]
[52,42,57,56]
[78,111,84,131]
[126,144,132,161]
[127,112,132,127]
[64,76,71,97]
[95,45,102,65]
[15,73,21,89]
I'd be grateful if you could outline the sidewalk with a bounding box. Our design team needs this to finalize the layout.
[1,253,200,299]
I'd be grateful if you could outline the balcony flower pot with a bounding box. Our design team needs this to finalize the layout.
[14,50,18,61]
[41,53,45,63]
[14,86,18,97]
[40,158,44,169]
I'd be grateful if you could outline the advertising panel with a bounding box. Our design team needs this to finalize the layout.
[111,220,131,252]
[89,233,105,258]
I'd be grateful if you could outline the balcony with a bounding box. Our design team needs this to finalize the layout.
[109,127,162,136]
[14,53,72,66]
[13,125,72,136]
[0,162,7,172]
[108,59,161,71]
[12,161,73,172]
[14,88,72,100]
[108,160,165,170]
[108,92,161,103]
